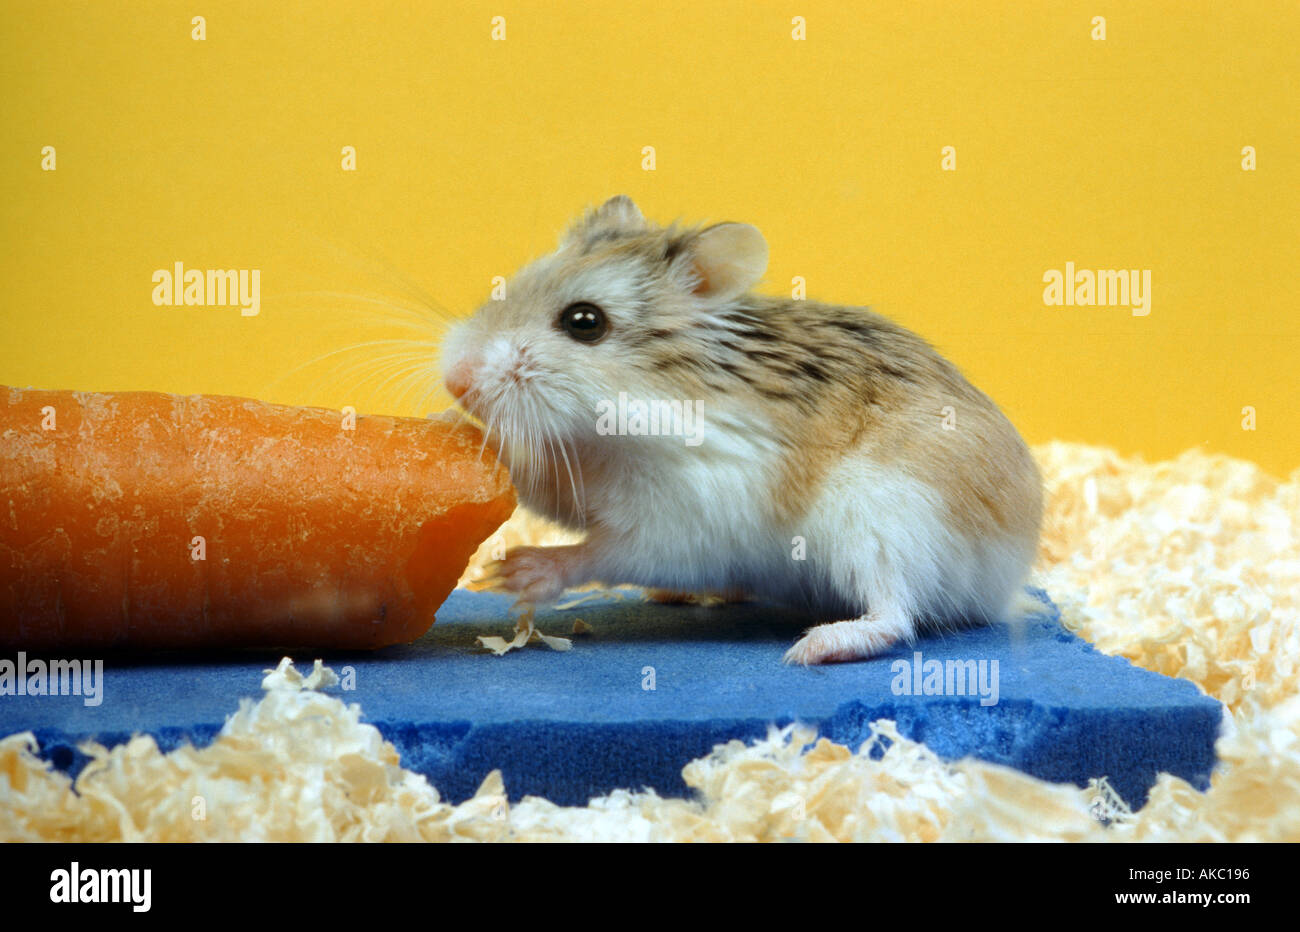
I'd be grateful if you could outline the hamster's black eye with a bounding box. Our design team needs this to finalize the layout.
[559,302,608,343]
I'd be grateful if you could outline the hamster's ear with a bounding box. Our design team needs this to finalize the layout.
[563,195,645,247]
[593,195,644,227]
[687,223,768,301]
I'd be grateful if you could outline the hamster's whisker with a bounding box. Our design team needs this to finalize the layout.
[284,360,411,410]
[298,231,458,327]
[268,291,441,332]
[523,404,541,503]
[474,403,494,463]
[331,350,437,387]
[458,379,509,469]
[488,392,527,496]
[553,430,586,528]
[569,437,587,525]
[388,364,428,413]
[308,350,438,410]
[407,365,451,418]
[367,355,438,405]
[358,363,430,415]
[530,408,548,505]
[264,339,440,397]
[542,427,561,515]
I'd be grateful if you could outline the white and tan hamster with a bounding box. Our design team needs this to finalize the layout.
[441,195,1042,664]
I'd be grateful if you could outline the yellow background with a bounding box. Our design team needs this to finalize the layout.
[2,1,1297,476]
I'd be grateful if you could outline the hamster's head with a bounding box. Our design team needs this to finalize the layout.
[441,195,767,510]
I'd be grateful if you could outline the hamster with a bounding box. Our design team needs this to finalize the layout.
[441,195,1042,664]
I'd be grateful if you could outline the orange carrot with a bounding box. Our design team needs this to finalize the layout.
[0,387,514,650]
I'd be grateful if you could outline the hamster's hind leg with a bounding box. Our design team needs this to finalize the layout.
[782,608,916,665]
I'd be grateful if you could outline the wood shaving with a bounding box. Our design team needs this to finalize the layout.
[475,609,572,655]
[1,443,1297,841]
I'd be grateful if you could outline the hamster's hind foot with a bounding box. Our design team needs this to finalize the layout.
[645,588,750,607]
[782,610,914,665]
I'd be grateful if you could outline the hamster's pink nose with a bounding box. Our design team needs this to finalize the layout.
[444,361,474,400]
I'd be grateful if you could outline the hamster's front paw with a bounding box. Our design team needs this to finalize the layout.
[782,612,913,665]
[486,545,584,605]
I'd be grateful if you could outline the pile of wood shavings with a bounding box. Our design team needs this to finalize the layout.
[1,443,1297,841]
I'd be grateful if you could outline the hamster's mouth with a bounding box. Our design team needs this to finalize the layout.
[448,381,493,424]
[451,395,480,420]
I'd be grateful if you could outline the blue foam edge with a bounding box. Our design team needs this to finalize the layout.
[2,587,1222,809]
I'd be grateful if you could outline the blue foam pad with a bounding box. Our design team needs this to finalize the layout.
[2,587,1220,808]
